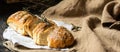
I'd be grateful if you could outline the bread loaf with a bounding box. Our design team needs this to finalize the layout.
[7,11,74,48]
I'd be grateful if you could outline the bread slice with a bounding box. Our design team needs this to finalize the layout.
[7,11,33,36]
[47,26,74,48]
[32,20,57,46]
[7,11,43,37]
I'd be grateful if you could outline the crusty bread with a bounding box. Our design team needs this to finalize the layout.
[7,11,74,48]
[7,11,32,35]
[32,20,57,46]
[7,11,40,36]
[47,26,74,48]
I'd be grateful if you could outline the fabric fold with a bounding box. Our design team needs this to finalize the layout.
[76,16,105,52]
[102,1,120,30]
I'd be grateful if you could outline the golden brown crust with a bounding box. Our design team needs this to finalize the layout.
[7,11,28,35]
[7,11,74,48]
[47,26,74,48]
[32,20,57,46]
[7,11,39,36]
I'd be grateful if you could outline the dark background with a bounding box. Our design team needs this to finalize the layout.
[0,1,24,52]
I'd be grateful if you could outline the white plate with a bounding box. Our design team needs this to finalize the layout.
[3,20,73,50]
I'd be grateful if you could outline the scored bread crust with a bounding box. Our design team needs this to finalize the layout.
[47,26,74,48]
[7,11,32,35]
[7,11,40,36]
[7,11,74,48]
[32,20,57,46]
